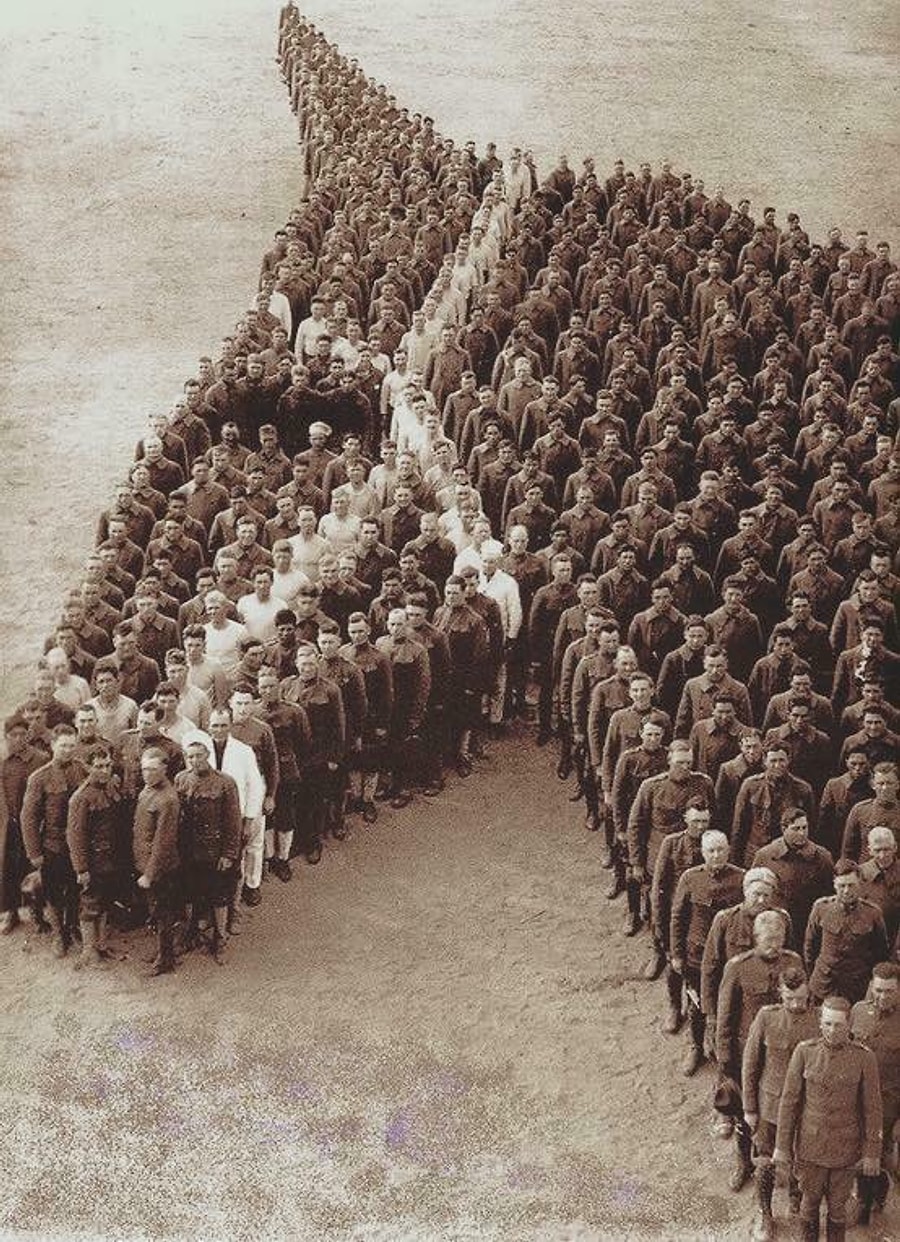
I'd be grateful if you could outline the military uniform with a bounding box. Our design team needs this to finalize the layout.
[20,757,88,951]
[133,780,182,971]
[805,895,890,1002]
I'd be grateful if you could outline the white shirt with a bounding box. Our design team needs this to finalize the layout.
[295,314,329,359]
[203,618,249,673]
[319,511,361,553]
[87,694,138,746]
[481,568,523,639]
[287,531,329,582]
[272,566,311,606]
[53,675,92,711]
[237,591,288,643]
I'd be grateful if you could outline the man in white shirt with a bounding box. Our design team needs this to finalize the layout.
[237,567,288,643]
[295,298,330,359]
[288,506,329,583]
[203,591,249,674]
[318,491,361,554]
[162,649,212,728]
[480,540,522,726]
[271,540,311,607]
[87,664,138,746]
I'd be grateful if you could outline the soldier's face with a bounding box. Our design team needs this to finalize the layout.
[820,1006,850,1048]
[834,874,860,908]
[872,977,899,1015]
[702,837,728,869]
[781,983,809,1014]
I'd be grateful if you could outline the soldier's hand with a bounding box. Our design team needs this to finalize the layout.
[860,1156,880,1177]
[743,1112,758,1133]
[29,856,44,870]
[573,732,584,745]
[670,956,683,974]
[216,856,233,872]
[136,874,151,890]
[603,792,613,808]
[632,865,645,883]
[773,1148,790,1167]
[77,871,91,890]
[327,761,338,772]
[375,728,387,739]
[263,796,275,815]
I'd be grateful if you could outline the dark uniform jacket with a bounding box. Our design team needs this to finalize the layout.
[20,759,89,860]
[776,1035,882,1167]
[805,896,890,1002]
[851,999,900,1130]
[627,769,715,872]
[65,777,126,876]
[670,862,746,972]
[174,767,242,865]
[132,782,181,883]
[716,947,805,1076]
[752,837,835,942]
[742,1003,820,1125]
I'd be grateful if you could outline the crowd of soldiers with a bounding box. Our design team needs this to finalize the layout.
[1,5,899,1238]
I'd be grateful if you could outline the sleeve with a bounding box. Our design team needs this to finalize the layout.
[408,649,431,734]
[65,789,91,875]
[742,1009,766,1117]
[674,684,693,740]
[775,1044,806,1159]
[700,914,725,1017]
[730,783,751,866]
[860,1046,885,1163]
[220,776,243,860]
[143,791,180,884]
[587,685,605,770]
[244,749,266,820]
[261,726,281,800]
[804,902,822,975]
[506,580,523,641]
[670,872,690,963]
[715,960,741,1075]
[19,772,44,862]
[626,781,650,870]
[650,841,672,944]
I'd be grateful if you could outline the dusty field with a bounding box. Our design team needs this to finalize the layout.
[1,1,899,1239]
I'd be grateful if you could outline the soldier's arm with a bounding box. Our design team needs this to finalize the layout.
[700,915,724,1017]
[741,1009,766,1122]
[143,791,180,885]
[65,789,90,878]
[673,684,692,740]
[19,774,45,863]
[860,1046,885,1167]
[774,1043,806,1164]
[626,784,649,874]
[408,650,431,735]
[220,776,243,861]
[715,961,740,1076]
[730,785,750,866]
[803,903,822,974]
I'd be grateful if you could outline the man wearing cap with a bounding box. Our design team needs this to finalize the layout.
[775,995,882,1242]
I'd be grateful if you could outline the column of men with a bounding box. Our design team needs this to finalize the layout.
[0,6,899,1236]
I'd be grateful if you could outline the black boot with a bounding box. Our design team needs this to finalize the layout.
[728,1123,754,1191]
[798,1218,820,1242]
[824,1219,844,1242]
[663,966,683,1033]
[753,1160,776,1240]
[856,1173,875,1226]
[622,879,642,935]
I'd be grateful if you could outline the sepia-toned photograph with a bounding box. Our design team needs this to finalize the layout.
[1,1,898,1238]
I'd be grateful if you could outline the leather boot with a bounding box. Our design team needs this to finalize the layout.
[752,1160,776,1240]
[74,920,100,970]
[663,967,683,1033]
[211,906,229,965]
[798,1218,820,1241]
[151,914,176,976]
[823,1219,844,1242]
[95,912,110,959]
[729,1125,754,1191]
[856,1173,874,1225]
[622,878,642,935]
[46,906,67,958]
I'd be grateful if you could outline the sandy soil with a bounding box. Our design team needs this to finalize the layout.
[1,2,899,1239]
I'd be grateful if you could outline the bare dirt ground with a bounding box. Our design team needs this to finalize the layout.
[1,1,899,1239]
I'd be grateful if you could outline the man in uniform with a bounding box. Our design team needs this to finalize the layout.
[256,664,310,879]
[805,859,890,1002]
[716,909,804,1191]
[752,806,835,942]
[175,736,243,963]
[670,829,745,1075]
[775,995,883,1242]
[0,715,45,935]
[66,745,128,968]
[849,961,900,1224]
[742,966,820,1240]
[20,724,87,957]
[133,747,182,975]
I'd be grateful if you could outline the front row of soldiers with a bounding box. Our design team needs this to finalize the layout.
[642,796,899,1240]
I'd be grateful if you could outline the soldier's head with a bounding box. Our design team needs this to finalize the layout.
[184,737,212,775]
[140,747,169,789]
[208,706,232,744]
[781,807,810,851]
[833,858,861,909]
[700,829,729,871]
[753,909,788,960]
[628,672,653,710]
[873,763,899,804]
[743,865,777,910]
[868,825,897,872]
[871,962,900,1016]
[229,685,256,725]
[819,995,852,1048]
[778,965,810,1013]
[667,739,693,778]
[684,800,711,839]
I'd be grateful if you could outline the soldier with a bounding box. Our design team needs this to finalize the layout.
[731,743,817,868]
[175,736,242,963]
[228,684,279,905]
[841,761,900,862]
[433,575,489,776]
[626,738,715,963]
[650,798,710,1034]
[610,716,668,911]
[805,859,890,1002]
[775,995,883,1242]
[0,715,44,935]
[341,611,393,822]
[858,825,900,944]
[742,965,819,1240]
[752,806,835,942]
[258,657,311,874]
[316,619,367,835]
[716,909,804,1191]
[850,961,900,1223]
[280,644,345,863]
[133,748,182,975]
[670,829,745,1075]
[65,745,128,969]
[376,607,431,808]
[20,724,87,957]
